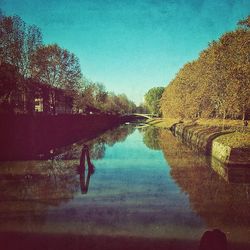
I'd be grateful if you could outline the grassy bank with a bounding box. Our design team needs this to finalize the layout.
[147,118,249,128]
[146,117,250,166]
[0,114,122,160]
[145,118,180,128]
[215,132,250,148]
[146,118,249,146]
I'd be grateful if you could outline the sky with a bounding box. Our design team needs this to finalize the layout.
[1,0,250,104]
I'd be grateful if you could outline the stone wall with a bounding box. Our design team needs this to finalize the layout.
[172,123,249,168]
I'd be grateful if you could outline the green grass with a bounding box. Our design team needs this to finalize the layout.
[147,118,248,128]
[147,117,250,149]
[196,118,246,127]
[215,132,250,148]
[146,118,180,128]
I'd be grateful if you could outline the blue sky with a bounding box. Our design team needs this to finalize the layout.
[1,0,250,104]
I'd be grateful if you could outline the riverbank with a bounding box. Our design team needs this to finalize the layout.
[0,114,123,160]
[146,118,250,168]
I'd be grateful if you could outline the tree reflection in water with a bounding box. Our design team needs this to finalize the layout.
[87,124,136,159]
[142,126,250,244]
[0,158,79,233]
[0,124,135,233]
[140,126,161,150]
[53,124,135,161]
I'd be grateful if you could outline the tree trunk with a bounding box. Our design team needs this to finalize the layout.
[222,109,226,131]
[242,105,246,121]
[50,90,56,115]
[53,92,56,115]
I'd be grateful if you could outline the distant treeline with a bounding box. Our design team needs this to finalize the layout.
[0,11,136,115]
[160,16,250,120]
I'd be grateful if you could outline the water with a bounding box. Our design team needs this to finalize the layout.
[0,124,249,249]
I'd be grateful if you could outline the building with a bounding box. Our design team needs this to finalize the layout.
[31,82,73,114]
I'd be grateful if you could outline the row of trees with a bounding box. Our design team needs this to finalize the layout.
[160,16,250,120]
[0,11,136,114]
[74,79,136,114]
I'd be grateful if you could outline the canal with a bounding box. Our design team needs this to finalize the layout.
[0,123,249,250]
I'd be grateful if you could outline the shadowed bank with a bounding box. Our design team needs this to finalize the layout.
[0,114,126,160]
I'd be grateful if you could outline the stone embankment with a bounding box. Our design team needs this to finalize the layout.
[171,122,250,168]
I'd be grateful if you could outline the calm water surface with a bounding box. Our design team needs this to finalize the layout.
[0,124,249,248]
